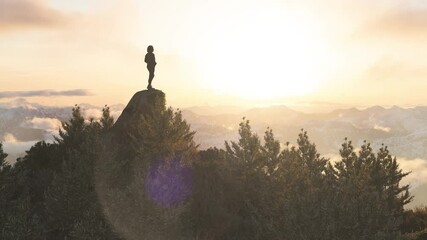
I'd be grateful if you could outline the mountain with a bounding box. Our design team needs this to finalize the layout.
[181,105,427,159]
[1,100,426,207]
[2,102,427,159]
[2,102,427,160]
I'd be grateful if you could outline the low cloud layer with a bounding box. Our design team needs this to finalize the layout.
[23,117,62,140]
[373,124,391,133]
[27,117,62,131]
[398,158,427,187]
[323,153,427,187]
[0,89,92,99]
[0,0,67,31]
[2,133,37,163]
[361,7,427,40]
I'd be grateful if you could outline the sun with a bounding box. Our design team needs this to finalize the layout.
[193,5,332,100]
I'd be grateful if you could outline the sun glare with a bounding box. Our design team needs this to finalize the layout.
[194,5,331,99]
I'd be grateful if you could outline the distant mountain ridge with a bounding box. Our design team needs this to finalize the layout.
[181,105,427,159]
[0,101,426,208]
[1,103,427,160]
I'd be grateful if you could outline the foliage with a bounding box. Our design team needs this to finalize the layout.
[97,94,198,240]
[0,105,119,239]
[0,102,415,240]
[188,119,412,240]
[402,207,427,240]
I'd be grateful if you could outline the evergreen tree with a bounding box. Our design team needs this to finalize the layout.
[0,105,119,239]
[274,130,330,240]
[334,139,412,240]
[0,103,414,240]
[0,143,10,237]
[222,120,282,239]
[0,141,62,239]
[101,105,114,132]
[402,207,427,240]
[45,105,119,239]
[97,93,198,240]
[0,142,8,172]
[186,147,242,239]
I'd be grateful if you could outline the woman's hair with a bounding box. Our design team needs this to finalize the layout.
[147,45,154,53]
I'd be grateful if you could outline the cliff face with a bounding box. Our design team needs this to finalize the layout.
[113,89,165,132]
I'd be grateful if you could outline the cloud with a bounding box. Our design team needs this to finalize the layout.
[1,133,37,163]
[0,89,93,99]
[83,108,102,120]
[0,98,41,109]
[363,57,427,83]
[398,158,427,187]
[0,0,67,31]
[374,124,391,133]
[2,133,18,143]
[358,6,427,40]
[24,117,62,141]
[26,117,62,131]
[322,153,427,186]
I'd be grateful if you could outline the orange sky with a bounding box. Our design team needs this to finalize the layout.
[1,0,427,109]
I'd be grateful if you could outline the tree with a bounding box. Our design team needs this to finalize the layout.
[0,141,62,239]
[190,121,412,240]
[56,105,86,148]
[45,105,119,239]
[101,105,114,132]
[0,143,11,238]
[0,142,8,172]
[401,207,427,240]
[273,130,331,240]
[97,93,198,240]
[334,140,412,240]
[0,104,414,240]
[0,105,119,239]
[223,119,281,239]
[187,147,244,240]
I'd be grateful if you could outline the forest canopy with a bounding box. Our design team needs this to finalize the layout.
[0,98,425,240]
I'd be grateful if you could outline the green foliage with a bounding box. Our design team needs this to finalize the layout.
[0,105,119,239]
[56,105,86,148]
[401,207,427,240]
[97,95,198,240]
[188,120,411,240]
[0,141,61,239]
[0,103,414,240]
[44,105,119,239]
[101,105,115,132]
[0,142,8,171]
[333,140,411,240]
[273,130,331,240]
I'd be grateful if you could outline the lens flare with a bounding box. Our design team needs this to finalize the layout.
[145,159,192,207]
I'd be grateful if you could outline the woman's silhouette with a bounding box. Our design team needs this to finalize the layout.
[145,45,157,89]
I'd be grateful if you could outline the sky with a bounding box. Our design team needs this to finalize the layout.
[1,0,427,109]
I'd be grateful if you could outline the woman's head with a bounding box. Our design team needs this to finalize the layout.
[147,45,154,53]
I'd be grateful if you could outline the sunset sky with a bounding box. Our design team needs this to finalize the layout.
[1,0,427,109]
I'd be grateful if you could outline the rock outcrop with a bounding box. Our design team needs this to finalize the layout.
[113,88,165,132]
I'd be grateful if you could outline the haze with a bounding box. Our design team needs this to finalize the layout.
[1,0,427,109]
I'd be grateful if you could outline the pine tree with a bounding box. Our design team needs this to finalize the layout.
[334,139,412,240]
[97,93,198,240]
[274,129,329,240]
[0,143,10,238]
[45,104,118,239]
[0,143,8,172]
[223,119,281,239]
[101,105,114,132]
